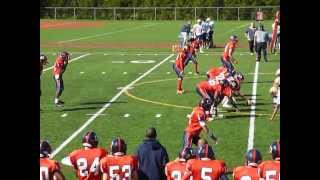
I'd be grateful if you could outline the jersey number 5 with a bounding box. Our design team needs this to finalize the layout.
[201,167,213,180]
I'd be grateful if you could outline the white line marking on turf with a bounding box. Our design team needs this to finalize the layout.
[50,53,174,158]
[112,61,125,63]
[155,114,162,118]
[123,72,128,75]
[85,113,106,116]
[117,86,134,90]
[61,113,68,117]
[188,72,192,74]
[43,53,90,72]
[58,24,156,44]
[186,114,191,118]
[80,72,84,74]
[247,61,260,150]
[124,113,130,118]
[102,72,106,74]
[166,72,171,74]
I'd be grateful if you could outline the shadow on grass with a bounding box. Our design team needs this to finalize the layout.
[62,106,102,112]
[79,101,127,105]
[244,80,273,84]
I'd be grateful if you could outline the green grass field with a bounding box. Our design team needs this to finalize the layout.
[40,20,280,179]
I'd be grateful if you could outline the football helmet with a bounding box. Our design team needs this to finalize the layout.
[40,140,52,157]
[179,147,194,161]
[200,98,212,111]
[234,72,244,81]
[60,51,70,61]
[82,131,99,148]
[229,35,238,42]
[269,140,280,160]
[229,80,239,90]
[110,137,127,155]
[40,54,48,64]
[197,144,215,159]
[245,148,262,166]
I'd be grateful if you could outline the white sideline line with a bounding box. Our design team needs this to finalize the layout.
[50,53,175,158]
[58,24,156,44]
[247,61,260,150]
[43,53,90,72]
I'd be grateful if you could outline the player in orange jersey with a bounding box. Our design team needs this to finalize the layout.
[165,148,195,180]
[53,51,70,106]
[62,131,107,180]
[221,35,238,73]
[173,47,188,94]
[182,99,218,151]
[40,140,65,180]
[259,140,280,180]
[206,66,229,81]
[183,144,228,180]
[184,38,200,75]
[233,148,263,180]
[100,137,138,180]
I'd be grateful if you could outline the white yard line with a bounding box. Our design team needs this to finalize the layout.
[50,53,175,158]
[247,61,260,150]
[43,53,90,72]
[58,24,156,44]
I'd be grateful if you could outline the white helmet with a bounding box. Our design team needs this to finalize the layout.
[206,17,211,22]
[197,19,201,23]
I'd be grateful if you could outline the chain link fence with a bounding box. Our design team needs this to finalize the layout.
[41,6,279,21]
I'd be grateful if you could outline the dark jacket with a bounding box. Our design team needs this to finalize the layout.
[136,138,169,180]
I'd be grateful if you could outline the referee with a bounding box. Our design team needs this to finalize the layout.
[254,25,269,62]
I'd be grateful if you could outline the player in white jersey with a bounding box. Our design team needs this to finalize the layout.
[192,19,204,53]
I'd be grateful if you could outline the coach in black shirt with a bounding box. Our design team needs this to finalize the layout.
[136,127,169,180]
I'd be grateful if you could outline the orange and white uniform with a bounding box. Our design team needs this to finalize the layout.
[69,148,107,180]
[259,160,280,180]
[183,159,226,180]
[40,158,61,180]
[165,160,188,180]
[233,165,261,180]
[100,154,138,180]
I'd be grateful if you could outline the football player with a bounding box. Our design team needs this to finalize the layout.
[62,131,107,180]
[233,148,262,180]
[258,140,280,180]
[53,51,70,106]
[184,38,200,75]
[183,144,228,180]
[172,47,188,94]
[165,148,195,180]
[206,66,229,81]
[40,54,49,97]
[221,35,239,73]
[182,98,218,151]
[40,140,65,180]
[100,137,138,180]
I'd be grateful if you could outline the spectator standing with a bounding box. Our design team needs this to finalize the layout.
[245,22,256,55]
[136,127,169,180]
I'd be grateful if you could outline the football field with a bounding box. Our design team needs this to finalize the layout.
[40,20,280,179]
